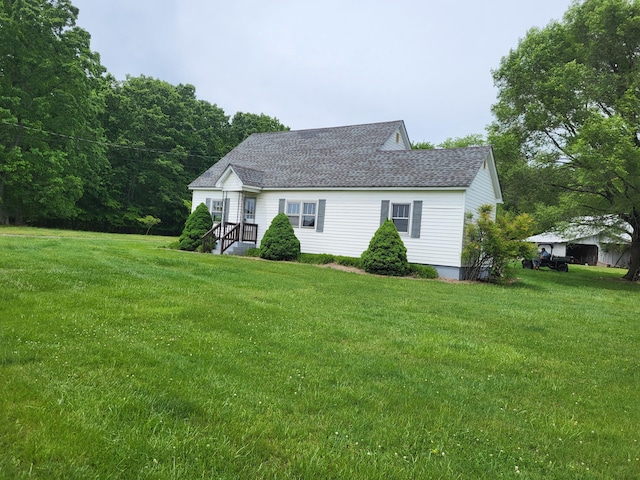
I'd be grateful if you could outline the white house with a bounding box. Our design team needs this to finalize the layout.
[188,120,503,280]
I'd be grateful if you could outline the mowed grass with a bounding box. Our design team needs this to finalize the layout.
[0,227,638,479]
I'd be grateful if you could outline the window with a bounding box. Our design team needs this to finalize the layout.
[286,202,300,227]
[286,201,316,228]
[206,199,223,222]
[302,202,316,228]
[392,203,410,233]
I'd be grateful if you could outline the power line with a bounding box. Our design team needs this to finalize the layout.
[0,119,219,161]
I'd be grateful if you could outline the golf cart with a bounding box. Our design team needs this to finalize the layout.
[522,243,572,272]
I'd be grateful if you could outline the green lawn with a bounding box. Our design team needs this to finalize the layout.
[1,227,638,479]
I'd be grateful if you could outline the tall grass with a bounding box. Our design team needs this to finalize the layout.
[1,227,638,479]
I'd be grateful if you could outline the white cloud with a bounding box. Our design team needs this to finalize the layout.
[73,0,571,143]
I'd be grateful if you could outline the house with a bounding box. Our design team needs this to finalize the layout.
[188,120,502,280]
[526,222,632,267]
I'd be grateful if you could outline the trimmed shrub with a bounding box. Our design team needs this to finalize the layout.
[299,253,335,265]
[179,203,213,251]
[408,263,439,279]
[260,213,301,261]
[361,220,408,276]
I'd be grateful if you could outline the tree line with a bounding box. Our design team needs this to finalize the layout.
[2,0,638,280]
[0,0,287,235]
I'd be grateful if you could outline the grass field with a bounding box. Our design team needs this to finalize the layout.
[1,227,638,479]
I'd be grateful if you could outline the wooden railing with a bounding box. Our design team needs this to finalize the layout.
[201,222,258,254]
[241,223,258,243]
[221,223,240,254]
[202,223,221,253]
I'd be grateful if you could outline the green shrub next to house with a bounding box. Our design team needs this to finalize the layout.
[260,213,301,261]
[361,219,409,276]
[179,203,213,251]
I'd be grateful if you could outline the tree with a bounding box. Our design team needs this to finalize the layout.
[99,75,230,234]
[0,0,107,225]
[361,220,409,276]
[437,134,486,149]
[462,205,536,282]
[137,215,161,235]
[259,213,300,261]
[179,203,213,251]
[411,134,485,150]
[492,0,640,280]
[229,112,289,145]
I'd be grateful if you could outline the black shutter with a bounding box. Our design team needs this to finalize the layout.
[411,201,422,238]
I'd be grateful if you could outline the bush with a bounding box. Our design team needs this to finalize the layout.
[299,253,335,265]
[178,203,213,251]
[462,204,535,282]
[260,213,301,261]
[361,220,408,276]
[244,247,261,257]
[408,263,438,279]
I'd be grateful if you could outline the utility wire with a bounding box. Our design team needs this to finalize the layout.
[0,119,219,161]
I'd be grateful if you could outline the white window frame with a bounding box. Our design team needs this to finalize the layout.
[286,201,317,228]
[210,200,223,223]
[391,203,410,234]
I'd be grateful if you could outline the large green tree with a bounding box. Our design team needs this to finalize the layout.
[492,0,640,280]
[229,112,289,145]
[99,76,230,234]
[0,0,107,225]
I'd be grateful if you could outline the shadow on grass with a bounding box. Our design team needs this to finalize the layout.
[512,264,637,293]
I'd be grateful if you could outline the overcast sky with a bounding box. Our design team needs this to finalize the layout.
[72,0,571,144]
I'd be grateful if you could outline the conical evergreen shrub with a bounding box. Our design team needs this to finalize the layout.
[179,203,213,251]
[260,213,301,261]
[361,219,408,276]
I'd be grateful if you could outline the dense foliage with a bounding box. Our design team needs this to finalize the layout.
[462,205,536,282]
[361,220,409,276]
[259,213,300,261]
[178,203,213,251]
[492,0,640,280]
[0,0,288,234]
[0,0,107,225]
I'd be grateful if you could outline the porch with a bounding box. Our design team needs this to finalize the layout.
[202,221,258,255]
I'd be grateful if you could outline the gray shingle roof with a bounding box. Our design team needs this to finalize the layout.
[189,121,492,190]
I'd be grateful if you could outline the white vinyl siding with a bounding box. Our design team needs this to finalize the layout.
[254,190,466,268]
[380,127,411,151]
[465,152,500,218]
[191,190,218,213]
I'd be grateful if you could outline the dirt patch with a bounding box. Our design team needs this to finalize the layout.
[318,263,367,274]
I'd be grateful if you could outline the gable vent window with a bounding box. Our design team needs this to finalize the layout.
[392,203,410,233]
[286,201,317,228]
[396,132,400,143]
